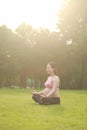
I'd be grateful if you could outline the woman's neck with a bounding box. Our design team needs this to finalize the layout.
[49,73,55,77]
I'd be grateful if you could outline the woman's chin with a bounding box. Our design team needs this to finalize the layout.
[47,72,50,75]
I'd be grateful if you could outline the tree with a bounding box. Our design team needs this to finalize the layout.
[57,0,87,89]
[0,25,21,87]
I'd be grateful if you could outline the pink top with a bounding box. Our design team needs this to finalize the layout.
[44,78,53,89]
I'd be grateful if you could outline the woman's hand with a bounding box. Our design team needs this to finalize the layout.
[41,94,46,98]
[32,90,39,94]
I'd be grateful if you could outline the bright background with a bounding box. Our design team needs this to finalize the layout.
[0,0,64,31]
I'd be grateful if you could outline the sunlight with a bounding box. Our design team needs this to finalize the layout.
[0,0,64,31]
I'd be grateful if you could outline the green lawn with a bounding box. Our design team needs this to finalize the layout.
[0,88,87,130]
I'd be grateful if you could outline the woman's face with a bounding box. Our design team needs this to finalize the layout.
[46,64,54,75]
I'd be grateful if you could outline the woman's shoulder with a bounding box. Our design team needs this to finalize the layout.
[54,75,60,79]
[54,75,60,82]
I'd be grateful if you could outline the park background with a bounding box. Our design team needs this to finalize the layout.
[0,1,87,130]
[0,0,87,90]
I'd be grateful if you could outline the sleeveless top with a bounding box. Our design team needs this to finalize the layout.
[44,77,53,88]
[44,76,59,89]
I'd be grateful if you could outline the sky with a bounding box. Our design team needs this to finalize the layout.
[0,0,64,31]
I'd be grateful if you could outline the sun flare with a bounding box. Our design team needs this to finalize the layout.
[0,0,64,31]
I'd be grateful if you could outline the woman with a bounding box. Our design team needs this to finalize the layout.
[32,62,60,105]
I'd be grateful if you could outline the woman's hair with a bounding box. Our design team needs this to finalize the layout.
[48,61,58,74]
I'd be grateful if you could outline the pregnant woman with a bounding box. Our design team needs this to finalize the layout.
[32,62,60,105]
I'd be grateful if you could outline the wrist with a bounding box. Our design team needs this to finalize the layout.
[46,95,49,98]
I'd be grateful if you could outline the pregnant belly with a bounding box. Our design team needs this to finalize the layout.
[43,88,51,96]
[43,88,59,97]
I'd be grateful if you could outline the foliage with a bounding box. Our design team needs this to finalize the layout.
[57,0,87,89]
[0,0,87,89]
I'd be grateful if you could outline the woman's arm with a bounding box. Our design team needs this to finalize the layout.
[46,77,60,97]
[38,88,48,95]
[32,88,48,95]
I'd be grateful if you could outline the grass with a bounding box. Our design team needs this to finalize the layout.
[0,88,87,130]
